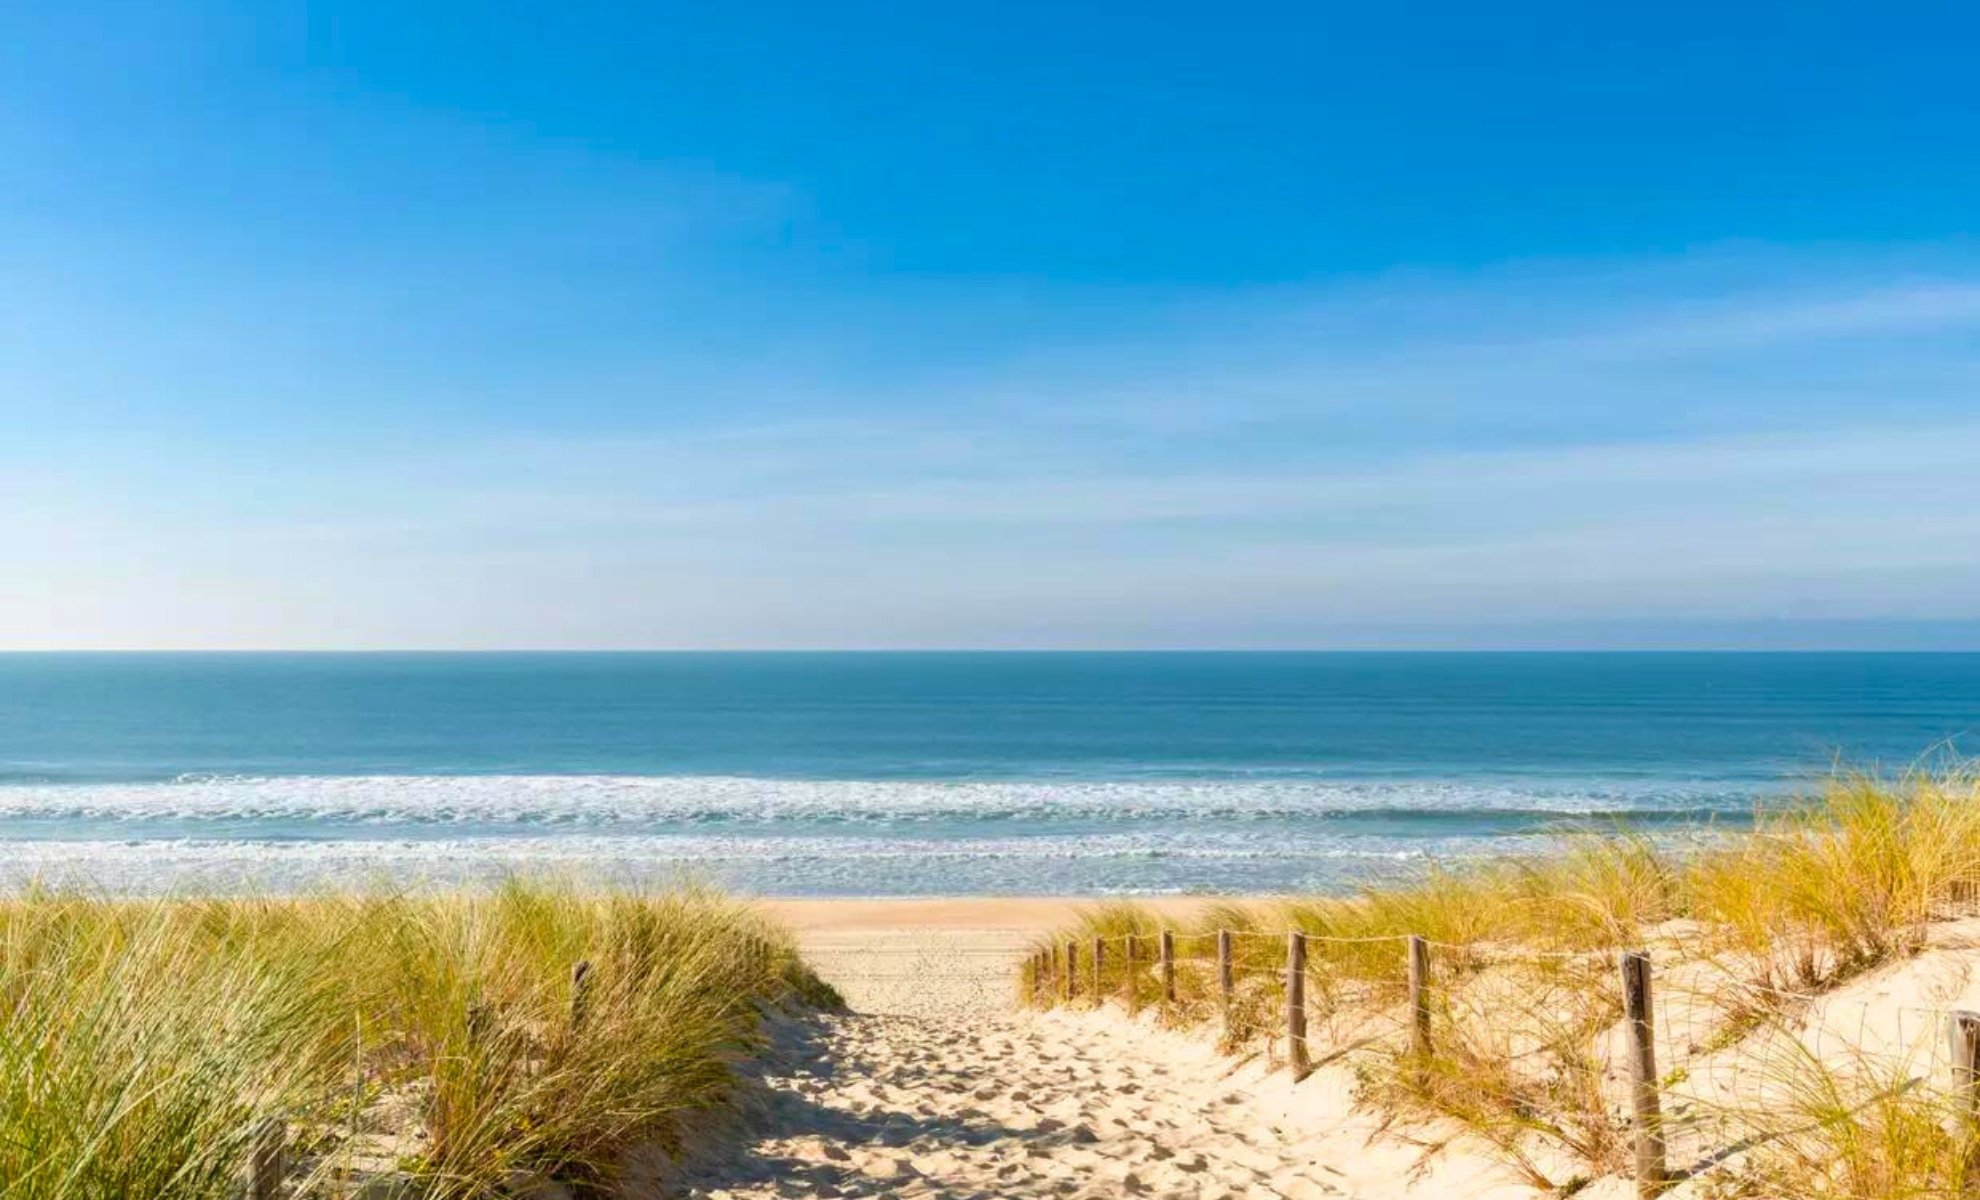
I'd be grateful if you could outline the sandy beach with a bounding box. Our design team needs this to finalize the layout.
[664,893,1980,1199]
[760,897,1220,1017]
[674,897,1571,1199]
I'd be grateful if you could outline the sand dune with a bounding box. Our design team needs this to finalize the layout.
[676,901,1565,1200]
[672,899,1980,1198]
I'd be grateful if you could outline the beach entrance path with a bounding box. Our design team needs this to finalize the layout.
[670,914,1404,1200]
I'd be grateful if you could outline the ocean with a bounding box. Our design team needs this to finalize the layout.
[1,652,1975,895]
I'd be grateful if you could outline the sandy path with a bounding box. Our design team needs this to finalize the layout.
[671,899,1980,1199]
[674,908,1535,1200]
[680,1007,1351,1199]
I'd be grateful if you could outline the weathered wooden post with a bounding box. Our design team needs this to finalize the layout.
[1065,940,1079,1002]
[1621,950,1668,1197]
[249,1115,285,1200]
[1158,930,1176,1005]
[1091,936,1106,1004]
[1217,929,1234,1033]
[1950,1009,1980,1165]
[1287,931,1311,1080]
[1407,935,1432,1061]
[1952,1010,1980,1107]
[570,959,593,1031]
[1123,934,1139,1010]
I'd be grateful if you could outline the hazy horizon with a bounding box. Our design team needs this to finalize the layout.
[9,635,1980,653]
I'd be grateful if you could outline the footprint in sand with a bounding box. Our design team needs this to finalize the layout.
[674,933,1384,1200]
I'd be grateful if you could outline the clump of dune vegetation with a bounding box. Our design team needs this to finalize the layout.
[0,881,838,1199]
[1023,765,1980,1195]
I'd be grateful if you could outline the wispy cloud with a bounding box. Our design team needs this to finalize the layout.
[5,251,1980,647]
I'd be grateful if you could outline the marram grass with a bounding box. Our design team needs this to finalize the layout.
[1024,765,1980,1196]
[0,882,838,1199]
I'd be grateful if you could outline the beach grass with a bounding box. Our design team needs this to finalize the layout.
[1023,765,1980,1194]
[0,881,837,1199]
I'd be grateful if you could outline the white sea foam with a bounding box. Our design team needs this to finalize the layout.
[0,774,1752,893]
[0,832,1504,895]
[0,773,1756,825]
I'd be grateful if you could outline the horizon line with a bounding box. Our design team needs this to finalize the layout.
[7,646,1980,655]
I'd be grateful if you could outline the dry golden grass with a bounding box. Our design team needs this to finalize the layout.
[0,881,837,1199]
[1025,765,1980,1195]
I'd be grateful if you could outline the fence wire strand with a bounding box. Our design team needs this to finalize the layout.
[1018,922,1980,1194]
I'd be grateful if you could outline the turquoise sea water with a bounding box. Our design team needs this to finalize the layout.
[1,652,1975,894]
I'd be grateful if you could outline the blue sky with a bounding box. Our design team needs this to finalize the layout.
[3,1,1979,648]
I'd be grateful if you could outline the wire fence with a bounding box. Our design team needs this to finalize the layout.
[1020,927,1980,1196]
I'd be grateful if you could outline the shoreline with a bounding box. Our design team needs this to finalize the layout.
[767,896,1248,1016]
[758,894,1246,933]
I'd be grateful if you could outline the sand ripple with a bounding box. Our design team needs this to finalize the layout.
[672,925,1538,1200]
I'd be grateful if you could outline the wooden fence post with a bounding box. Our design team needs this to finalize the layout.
[249,1115,285,1200]
[1217,930,1234,1033]
[1287,931,1311,1081]
[1952,1010,1980,1103]
[1159,930,1176,1005]
[570,959,593,1031]
[1620,950,1668,1197]
[1123,934,1140,1010]
[1407,935,1432,1061]
[1065,941,1078,1002]
[1949,1010,1980,1152]
[1091,936,1106,1004]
